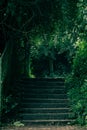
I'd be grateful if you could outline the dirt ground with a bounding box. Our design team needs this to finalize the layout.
[1,125,87,130]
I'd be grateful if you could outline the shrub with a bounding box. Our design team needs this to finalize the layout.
[65,40,87,125]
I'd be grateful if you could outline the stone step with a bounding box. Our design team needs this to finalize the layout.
[22,119,74,125]
[21,82,64,86]
[22,88,66,94]
[22,108,70,113]
[22,102,70,108]
[21,86,65,90]
[19,77,65,82]
[17,83,65,88]
[21,113,72,120]
[18,77,74,125]
[23,94,67,99]
[22,98,69,103]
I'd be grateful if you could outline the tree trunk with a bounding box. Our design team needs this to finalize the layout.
[24,42,30,77]
[49,58,54,76]
[28,55,32,77]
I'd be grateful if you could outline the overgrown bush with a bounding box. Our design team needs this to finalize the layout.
[65,40,87,125]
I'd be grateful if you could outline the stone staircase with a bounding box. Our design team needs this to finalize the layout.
[18,78,74,125]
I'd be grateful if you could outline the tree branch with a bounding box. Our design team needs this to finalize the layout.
[3,23,31,34]
[17,0,40,7]
[21,10,35,30]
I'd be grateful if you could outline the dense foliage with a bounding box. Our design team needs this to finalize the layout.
[29,25,72,77]
[66,40,87,125]
[0,0,79,77]
[65,0,87,125]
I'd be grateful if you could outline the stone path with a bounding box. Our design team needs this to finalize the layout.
[1,125,87,130]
